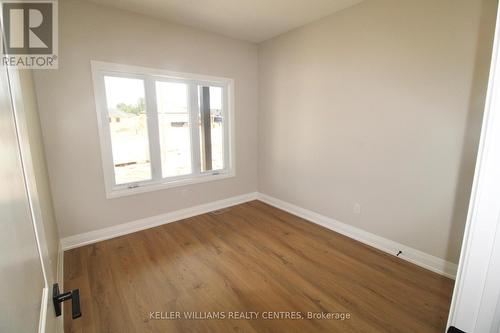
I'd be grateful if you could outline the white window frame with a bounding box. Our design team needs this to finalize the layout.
[91,61,235,199]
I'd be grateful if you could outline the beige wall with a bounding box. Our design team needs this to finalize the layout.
[19,70,60,278]
[33,0,258,237]
[33,0,495,264]
[258,0,497,263]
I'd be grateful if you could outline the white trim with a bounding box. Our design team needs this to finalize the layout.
[90,60,236,199]
[447,4,500,332]
[38,287,49,333]
[61,192,258,250]
[188,84,201,176]
[257,193,457,279]
[107,171,235,199]
[91,61,235,85]
[144,77,162,182]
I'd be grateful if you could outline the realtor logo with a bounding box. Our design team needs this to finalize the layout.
[1,1,58,68]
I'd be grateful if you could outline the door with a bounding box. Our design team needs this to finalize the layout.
[447,3,500,333]
[0,61,50,332]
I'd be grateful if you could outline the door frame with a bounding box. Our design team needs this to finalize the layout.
[447,3,500,332]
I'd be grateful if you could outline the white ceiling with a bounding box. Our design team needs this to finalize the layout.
[88,0,364,43]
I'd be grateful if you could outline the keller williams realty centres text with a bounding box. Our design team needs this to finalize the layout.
[149,311,352,321]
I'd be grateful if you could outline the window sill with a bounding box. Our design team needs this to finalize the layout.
[105,171,235,199]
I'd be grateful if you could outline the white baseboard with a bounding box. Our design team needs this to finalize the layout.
[60,192,258,251]
[257,193,458,279]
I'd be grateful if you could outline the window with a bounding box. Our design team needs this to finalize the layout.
[92,61,234,198]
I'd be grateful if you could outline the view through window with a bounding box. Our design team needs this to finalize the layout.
[104,76,151,185]
[94,62,233,196]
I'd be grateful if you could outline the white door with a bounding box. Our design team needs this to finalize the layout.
[0,55,51,331]
[447,3,500,333]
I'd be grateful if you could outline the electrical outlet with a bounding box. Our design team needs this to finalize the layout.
[353,203,361,215]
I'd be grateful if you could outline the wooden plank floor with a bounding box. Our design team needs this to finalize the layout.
[64,201,454,332]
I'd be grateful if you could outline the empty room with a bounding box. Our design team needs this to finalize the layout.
[2,0,500,332]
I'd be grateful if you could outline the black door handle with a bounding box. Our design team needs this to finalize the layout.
[52,283,81,319]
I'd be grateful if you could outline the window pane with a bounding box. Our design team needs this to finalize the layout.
[156,81,192,177]
[199,86,224,172]
[104,76,151,185]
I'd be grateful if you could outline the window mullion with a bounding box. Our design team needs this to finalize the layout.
[223,85,231,172]
[145,77,162,181]
[199,86,212,172]
[189,83,201,175]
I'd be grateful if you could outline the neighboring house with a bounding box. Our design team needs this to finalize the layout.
[108,107,134,123]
